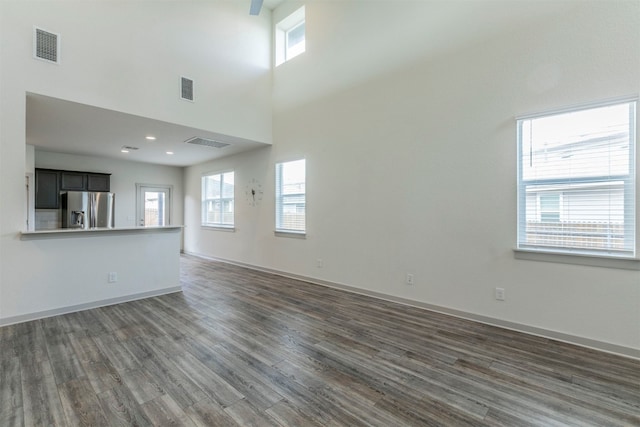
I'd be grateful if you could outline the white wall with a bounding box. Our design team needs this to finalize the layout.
[3,0,272,142]
[184,1,640,354]
[4,229,182,325]
[35,150,184,229]
[184,146,273,261]
[0,1,271,321]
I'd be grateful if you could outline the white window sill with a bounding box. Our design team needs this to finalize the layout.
[514,249,639,270]
[202,225,235,232]
[274,230,306,239]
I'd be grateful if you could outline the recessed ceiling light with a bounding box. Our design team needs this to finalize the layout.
[121,149,129,153]
[145,136,156,140]
[166,151,174,155]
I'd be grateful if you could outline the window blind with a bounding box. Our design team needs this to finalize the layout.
[517,100,636,257]
[202,171,234,227]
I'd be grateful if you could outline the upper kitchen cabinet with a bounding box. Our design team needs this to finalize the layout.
[86,173,110,192]
[60,171,87,191]
[35,168,111,209]
[35,169,60,209]
[59,171,111,192]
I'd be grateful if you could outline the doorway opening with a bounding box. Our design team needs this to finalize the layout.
[136,184,172,227]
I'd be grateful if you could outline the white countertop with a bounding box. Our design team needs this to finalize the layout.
[20,225,184,240]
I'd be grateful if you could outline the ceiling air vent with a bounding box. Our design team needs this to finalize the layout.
[181,77,194,101]
[33,27,60,64]
[185,137,230,149]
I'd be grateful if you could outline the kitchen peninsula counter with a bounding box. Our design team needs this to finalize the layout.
[7,225,182,327]
[20,225,183,240]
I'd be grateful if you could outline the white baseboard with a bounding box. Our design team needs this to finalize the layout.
[0,286,182,327]
[186,251,640,360]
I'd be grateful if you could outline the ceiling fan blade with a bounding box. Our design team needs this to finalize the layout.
[249,0,264,15]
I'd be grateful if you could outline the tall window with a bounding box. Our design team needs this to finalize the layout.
[517,100,636,257]
[275,6,305,66]
[276,159,306,233]
[202,171,234,227]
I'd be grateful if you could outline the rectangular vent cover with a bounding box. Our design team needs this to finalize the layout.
[34,27,60,63]
[185,137,230,149]
[181,77,194,101]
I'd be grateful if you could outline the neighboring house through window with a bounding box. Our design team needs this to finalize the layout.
[276,159,306,233]
[538,193,560,223]
[517,99,636,257]
[202,171,234,227]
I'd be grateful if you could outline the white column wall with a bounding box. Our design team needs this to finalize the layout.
[0,1,271,321]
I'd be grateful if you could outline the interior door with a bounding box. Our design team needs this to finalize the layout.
[136,185,171,227]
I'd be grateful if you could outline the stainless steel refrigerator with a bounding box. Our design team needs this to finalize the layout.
[61,191,115,229]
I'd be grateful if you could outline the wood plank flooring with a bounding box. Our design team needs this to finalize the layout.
[1,254,639,426]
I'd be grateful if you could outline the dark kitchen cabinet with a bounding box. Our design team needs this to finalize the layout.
[60,172,87,191]
[87,173,110,191]
[59,171,111,192]
[35,169,60,209]
[35,169,111,209]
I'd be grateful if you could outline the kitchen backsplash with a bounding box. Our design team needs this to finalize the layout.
[35,209,61,230]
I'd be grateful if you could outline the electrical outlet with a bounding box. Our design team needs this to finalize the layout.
[316,258,323,268]
[495,287,505,301]
[108,272,118,283]
[406,273,414,285]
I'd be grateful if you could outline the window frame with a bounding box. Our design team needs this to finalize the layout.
[516,98,637,260]
[275,6,305,67]
[201,170,235,229]
[285,20,305,61]
[275,158,306,236]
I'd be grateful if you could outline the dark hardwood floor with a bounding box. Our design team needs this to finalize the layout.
[1,254,639,426]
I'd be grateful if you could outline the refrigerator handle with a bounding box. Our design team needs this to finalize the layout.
[89,193,97,228]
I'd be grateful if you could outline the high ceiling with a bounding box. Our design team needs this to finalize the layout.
[26,0,577,168]
[263,0,284,10]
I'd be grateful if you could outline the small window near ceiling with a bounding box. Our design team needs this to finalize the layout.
[517,99,636,257]
[202,171,234,228]
[275,6,305,66]
[275,159,306,233]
